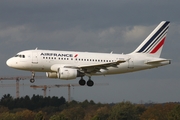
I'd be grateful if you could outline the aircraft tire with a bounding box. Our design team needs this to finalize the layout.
[87,80,94,87]
[79,78,86,86]
[30,78,35,83]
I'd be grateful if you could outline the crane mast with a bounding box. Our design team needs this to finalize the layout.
[0,76,46,98]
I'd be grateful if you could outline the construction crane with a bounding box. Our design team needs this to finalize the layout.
[0,76,46,98]
[30,84,81,102]
[0,83,30,98]
[30,85,54,98]
[30,83,109,103]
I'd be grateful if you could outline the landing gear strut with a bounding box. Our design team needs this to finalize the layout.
[30,71,35,83]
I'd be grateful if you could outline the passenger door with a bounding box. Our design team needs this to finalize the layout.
[32,52,38,64]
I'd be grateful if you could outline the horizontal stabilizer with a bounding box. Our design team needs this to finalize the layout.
[145,59,171,64]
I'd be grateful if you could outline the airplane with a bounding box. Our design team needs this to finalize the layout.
[6,21,171,87]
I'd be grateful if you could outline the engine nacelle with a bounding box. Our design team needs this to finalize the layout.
[46,72,58,78]
[57,68,78,80]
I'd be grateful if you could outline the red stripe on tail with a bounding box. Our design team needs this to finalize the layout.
[150,37,166,53]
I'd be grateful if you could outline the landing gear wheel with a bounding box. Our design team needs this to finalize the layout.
[79,78,86,86]
[30,78,35,83]
[87,80,94,87]
[30,71,35,83]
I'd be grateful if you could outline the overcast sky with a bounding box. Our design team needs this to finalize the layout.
[0,0,180,103]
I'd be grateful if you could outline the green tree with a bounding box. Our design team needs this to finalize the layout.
[168,104,180,120]
[34,111,45,120]
[0,106,9,113]
[81,99,90,108]
[0,112,18,120]
[108,101,140,120]
[49,114,68,120]
[91,106,110,120]
[15,109,35,120]
[140,103,177,120]
[0,94,14,109]
[60,106,85,120]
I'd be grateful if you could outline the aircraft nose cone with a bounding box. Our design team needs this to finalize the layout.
[6,58,13,67]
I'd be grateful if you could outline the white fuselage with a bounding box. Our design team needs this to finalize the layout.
[6,49,170,76]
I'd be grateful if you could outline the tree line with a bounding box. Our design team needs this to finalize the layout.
[0,94,180,120]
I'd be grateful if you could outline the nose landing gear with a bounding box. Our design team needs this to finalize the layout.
[30,72,35,83]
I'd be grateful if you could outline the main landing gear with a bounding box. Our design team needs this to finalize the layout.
[79,77,94,87]
[30,71,35,83]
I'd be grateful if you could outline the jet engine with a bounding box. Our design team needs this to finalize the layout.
[57,68,77,80]
[46,67,82,80]
[46,72,58,78]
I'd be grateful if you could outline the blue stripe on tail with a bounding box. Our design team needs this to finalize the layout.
[137,21,170,53]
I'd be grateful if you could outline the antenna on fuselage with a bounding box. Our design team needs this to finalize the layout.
[35,47,38,50]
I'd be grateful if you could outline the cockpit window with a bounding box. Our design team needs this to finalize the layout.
[15,54,25,58]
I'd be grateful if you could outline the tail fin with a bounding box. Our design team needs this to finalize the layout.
[132,21,170,57]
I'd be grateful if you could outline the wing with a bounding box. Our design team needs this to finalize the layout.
[75,59,127,74]
[51,59,128,75]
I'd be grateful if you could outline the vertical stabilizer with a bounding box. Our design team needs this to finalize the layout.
[132,21,170,57]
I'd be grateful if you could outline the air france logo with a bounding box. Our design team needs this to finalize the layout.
[40,53,73,57]
[74,54,78,58]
